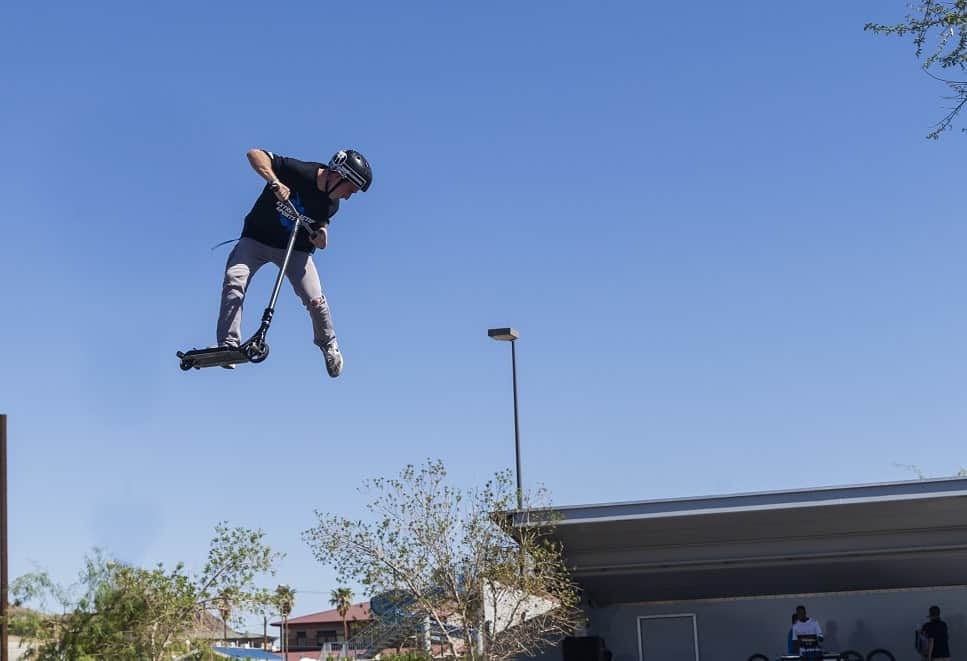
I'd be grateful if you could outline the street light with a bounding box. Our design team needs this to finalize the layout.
[487,328,523,509]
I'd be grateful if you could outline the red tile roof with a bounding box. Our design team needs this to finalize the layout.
[271,602,372,627]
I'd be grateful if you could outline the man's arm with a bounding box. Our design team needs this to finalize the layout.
[246,148,290,201]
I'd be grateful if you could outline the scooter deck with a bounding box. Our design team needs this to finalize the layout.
[177,346,250,370]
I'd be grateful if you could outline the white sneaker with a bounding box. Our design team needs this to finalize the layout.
[324,341,343,378]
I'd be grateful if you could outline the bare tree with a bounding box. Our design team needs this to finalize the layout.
[303,460,580,661]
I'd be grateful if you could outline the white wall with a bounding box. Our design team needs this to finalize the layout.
[7,637,29,661]
[486,580,558,635]
[581,586,967,661]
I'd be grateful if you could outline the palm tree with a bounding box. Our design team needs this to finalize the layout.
[276,584,296,657]
[218,590,232,645]
[330,587,354,652]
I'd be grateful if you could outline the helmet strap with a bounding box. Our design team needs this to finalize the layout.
[324,169,341,197]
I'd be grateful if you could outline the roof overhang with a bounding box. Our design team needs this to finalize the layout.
[509,477,967,604]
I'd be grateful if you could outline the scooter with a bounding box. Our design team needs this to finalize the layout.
[177,199,319,371]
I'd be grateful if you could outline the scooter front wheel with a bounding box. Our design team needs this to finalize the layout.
[246,342,270,363]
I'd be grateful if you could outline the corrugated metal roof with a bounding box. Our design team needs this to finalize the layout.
[513,476,967,526]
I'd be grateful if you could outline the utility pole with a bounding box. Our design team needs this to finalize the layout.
[1,414,9,661]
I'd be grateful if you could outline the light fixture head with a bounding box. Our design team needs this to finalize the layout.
[488,328,520,342]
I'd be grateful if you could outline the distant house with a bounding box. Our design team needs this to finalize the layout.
[272,599,473,661]
[222,632,279,650]
[192,609,245,643]
[272,602,372,656]
[194,610,277,653]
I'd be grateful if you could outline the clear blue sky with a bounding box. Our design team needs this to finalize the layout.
[2,0,965,626]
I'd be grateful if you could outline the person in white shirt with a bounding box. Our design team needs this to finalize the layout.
[791,605,824,654]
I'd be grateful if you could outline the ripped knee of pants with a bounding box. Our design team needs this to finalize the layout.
[309,296,328,312]
[222,283,245,301]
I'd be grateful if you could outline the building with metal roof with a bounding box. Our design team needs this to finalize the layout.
[512,476,967,661]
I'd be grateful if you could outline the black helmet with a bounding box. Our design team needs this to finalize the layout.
[328,149,372,192]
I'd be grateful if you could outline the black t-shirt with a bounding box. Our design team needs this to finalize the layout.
[923,620,950,657]
[241,151,340,253]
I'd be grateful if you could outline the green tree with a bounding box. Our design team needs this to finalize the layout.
[10,523,280,661]
[866,1,967,138]
[329,587,355,645]
[303,460,580,661]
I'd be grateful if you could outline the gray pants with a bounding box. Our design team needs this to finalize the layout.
[217,237,336,350]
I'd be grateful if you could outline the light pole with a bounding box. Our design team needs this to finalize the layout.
[487,328,523,509]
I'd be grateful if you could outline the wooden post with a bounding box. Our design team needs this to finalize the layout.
[1,414,9,661]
